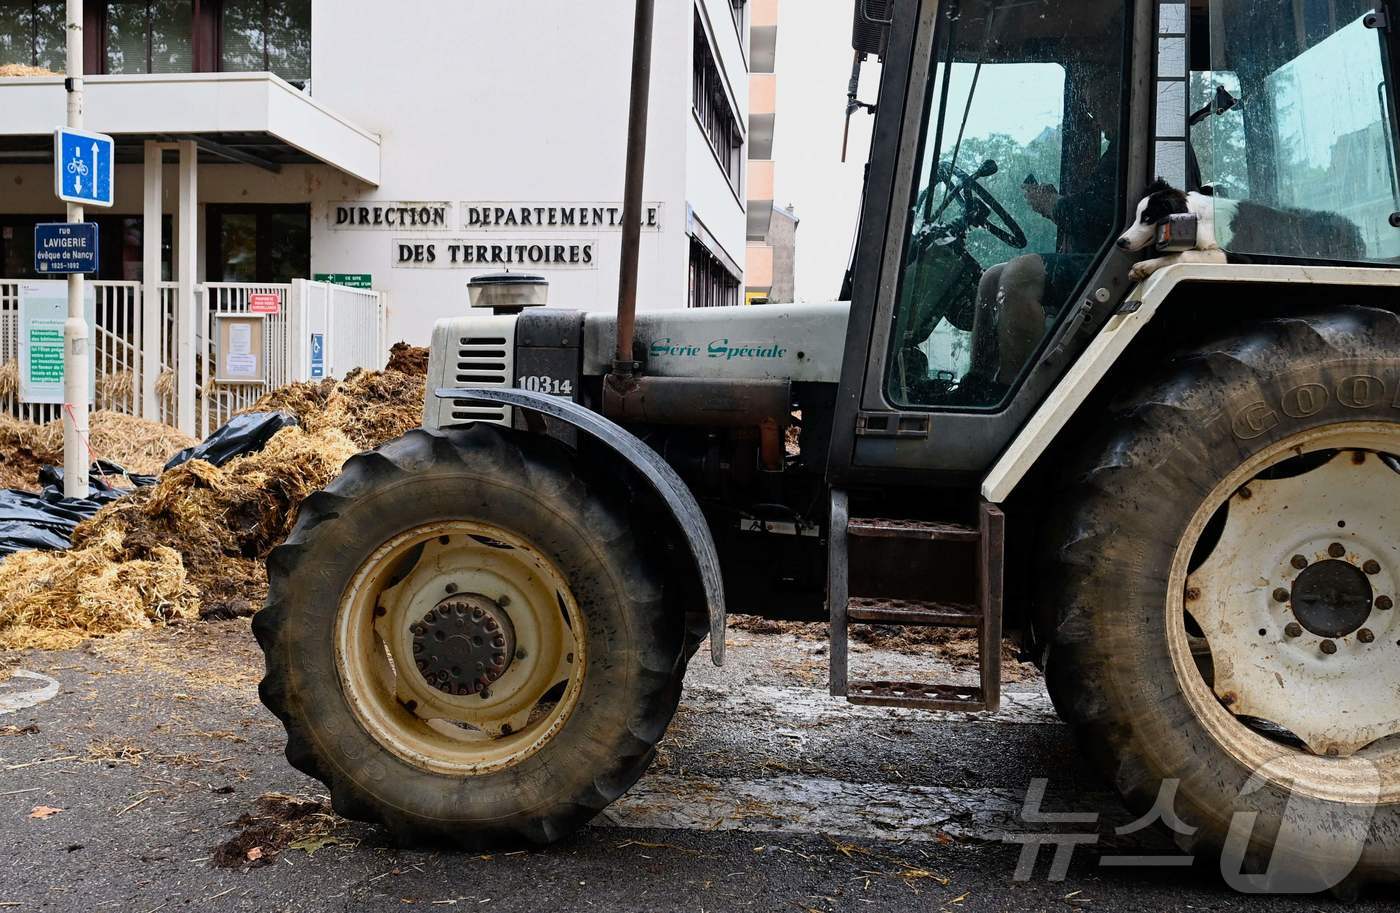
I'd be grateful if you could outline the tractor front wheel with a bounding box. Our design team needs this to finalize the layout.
[254,425,685,847]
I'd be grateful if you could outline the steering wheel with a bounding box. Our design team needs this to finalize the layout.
[925,160,1028,250]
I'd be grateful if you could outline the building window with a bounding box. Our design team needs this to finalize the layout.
[207,204,310,283]
[729,0,747,35]
[688,237,740,308]
[0,1,65,71]
[219,0,309,86]
[693,12,744,192]
[105,1,193,74]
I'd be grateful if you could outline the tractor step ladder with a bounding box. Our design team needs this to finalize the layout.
[828,491,1005,712]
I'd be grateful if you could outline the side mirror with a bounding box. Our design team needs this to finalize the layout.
[1155,213,1199,253]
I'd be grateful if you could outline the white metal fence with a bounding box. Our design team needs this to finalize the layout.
[1,280,149,425]
[0,278,386,439]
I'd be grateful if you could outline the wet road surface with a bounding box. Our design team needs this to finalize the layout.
[0,620,1392,911]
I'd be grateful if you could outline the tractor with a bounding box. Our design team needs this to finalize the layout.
[254,0,1400,891]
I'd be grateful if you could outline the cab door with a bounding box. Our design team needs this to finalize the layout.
[830,0,1152,485]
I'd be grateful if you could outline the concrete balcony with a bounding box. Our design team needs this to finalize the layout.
[747,159,774,241]
[751,0,779,74]
[0,72,381,184]
[746,241,774,295]
[749,73,776,161]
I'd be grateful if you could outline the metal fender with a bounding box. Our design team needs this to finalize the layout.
[436,386,727,665]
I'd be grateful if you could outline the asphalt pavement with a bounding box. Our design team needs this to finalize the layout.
[0,619,1392,912]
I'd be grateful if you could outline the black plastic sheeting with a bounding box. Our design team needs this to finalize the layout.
[164,411,298,471]
[40,461,157,490]
[0,411,300,557]
[0,482,125,556]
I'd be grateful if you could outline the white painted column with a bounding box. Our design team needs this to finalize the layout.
[176,140,198,437]
[289,278,307,381]
[141,141,163,420]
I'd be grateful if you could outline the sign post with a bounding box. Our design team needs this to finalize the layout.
[56,1,114,499]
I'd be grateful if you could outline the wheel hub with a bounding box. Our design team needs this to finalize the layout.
[339,524,584,775]
[1291,559,1374,639]
[1184,448,1399,757]
[411,595,516,696]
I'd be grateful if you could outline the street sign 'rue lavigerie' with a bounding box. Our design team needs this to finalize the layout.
[54,127,115,208]
[34,222,99,274]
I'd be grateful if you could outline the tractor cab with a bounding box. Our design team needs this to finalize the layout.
[835,0,1400,492]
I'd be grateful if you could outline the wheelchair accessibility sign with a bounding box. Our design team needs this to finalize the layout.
[310,333,326,379]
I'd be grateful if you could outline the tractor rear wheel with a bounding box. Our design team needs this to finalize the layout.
[254,425,685,847]
[1042,307,1400,892]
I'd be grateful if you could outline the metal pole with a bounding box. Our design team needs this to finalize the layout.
[611,0,655,375]
[62,0,89,499]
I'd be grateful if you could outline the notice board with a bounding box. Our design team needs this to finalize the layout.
[214,314,267,384]
[18,280,96,404]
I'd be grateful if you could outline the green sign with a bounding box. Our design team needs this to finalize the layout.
[315,273,373,290]
[28,326,64,383]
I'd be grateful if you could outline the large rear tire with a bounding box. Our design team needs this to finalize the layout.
[1041,307,1400,892]
[254,425,685,847]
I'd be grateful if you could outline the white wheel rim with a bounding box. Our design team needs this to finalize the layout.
[334,521,585,776]
[1167,423,1400,804]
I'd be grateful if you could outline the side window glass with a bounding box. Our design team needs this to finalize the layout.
[1196,1,1400,260]
[886,1,1126,410]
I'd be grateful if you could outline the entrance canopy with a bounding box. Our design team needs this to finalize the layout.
[0,72,380,184]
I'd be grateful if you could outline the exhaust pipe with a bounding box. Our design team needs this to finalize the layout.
[611,0,656,383]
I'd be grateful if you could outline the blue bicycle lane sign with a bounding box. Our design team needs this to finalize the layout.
[54,128,115,208]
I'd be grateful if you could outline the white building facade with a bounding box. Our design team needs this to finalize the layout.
[0,0,751,344]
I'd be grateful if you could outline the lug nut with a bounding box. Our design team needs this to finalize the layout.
[1284,622,1303,638]
[445,582,458,594]
[1291,555,1309,570]
[1273,588,1290,603]
[1363,559,1381,576]
[515,648,527,660]
[1358,629,1376,644]
[1320,640,1338,655]
[1328,543,1347,559]
[1378,596,1394,611]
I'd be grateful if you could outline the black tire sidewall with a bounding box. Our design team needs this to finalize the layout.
[1045,313,1400,882]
